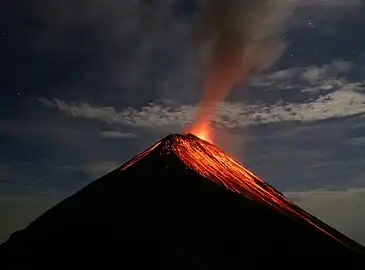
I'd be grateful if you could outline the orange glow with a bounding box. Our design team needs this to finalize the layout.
[187,122,213,144]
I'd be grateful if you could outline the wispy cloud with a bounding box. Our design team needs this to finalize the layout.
[39,80,365,129]
[251,60,355,93]
[299,61,353,85]
[346,137,365,146]
[39,97,194,127]
[99,130,137,139]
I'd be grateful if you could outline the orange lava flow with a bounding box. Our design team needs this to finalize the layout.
[168,134,345,246]
[119,133,351,249]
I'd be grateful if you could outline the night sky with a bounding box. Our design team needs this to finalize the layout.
[1,0,365,245]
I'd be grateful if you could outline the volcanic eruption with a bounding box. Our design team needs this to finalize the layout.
[0,133,364,269]
[2,1,364,269]
[187,0,294,137]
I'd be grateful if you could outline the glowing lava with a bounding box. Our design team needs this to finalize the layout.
[121,133,349,249]
[167,134,346,247]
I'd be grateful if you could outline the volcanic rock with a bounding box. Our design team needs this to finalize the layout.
[0,133,364,269]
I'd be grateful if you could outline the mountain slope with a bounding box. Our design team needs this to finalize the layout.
[0,133,364,269]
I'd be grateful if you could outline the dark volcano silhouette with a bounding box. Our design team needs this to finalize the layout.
[0,133,364,269]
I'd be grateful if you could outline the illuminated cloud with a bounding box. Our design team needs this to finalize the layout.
[39,79,365,129]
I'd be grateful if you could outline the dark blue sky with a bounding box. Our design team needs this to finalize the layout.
[1,0,365,244]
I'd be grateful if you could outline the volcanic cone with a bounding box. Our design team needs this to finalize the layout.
[0,134,364,269]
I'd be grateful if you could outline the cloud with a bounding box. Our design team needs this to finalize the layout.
[22,1,363,104]
[99,131,137,139]
[346,137,365,146]
[16,0,364,110]
[251,60,354,92]
[39,97,195,127]
[299,61,353,85]
[39,80,365,129]
[286,187,365,245]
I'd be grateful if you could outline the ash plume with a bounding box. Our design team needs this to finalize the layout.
[190,0,295,131]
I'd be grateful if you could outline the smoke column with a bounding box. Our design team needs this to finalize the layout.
[187,0,295,138]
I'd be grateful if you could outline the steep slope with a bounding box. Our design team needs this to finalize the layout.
[0,133,364,269]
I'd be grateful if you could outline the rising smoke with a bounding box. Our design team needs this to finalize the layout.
[188,0,296,133]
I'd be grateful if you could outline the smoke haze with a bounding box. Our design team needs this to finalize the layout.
[189,0,295,132]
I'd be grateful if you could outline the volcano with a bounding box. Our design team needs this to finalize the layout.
[0,133,364,268]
